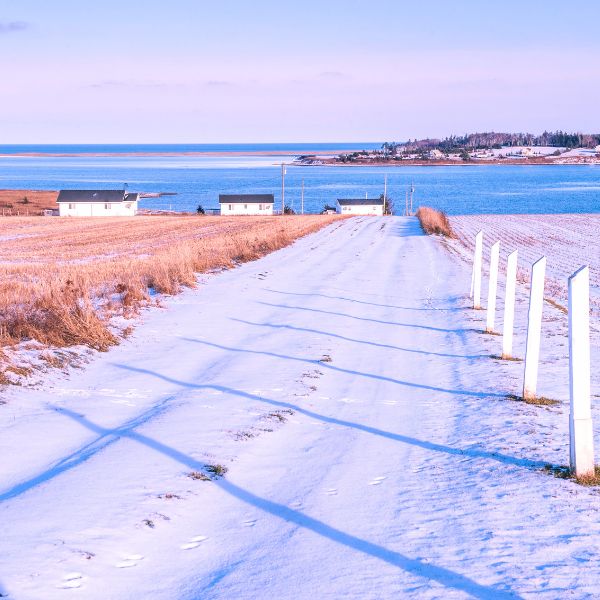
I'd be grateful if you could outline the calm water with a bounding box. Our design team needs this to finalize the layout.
[0,149,599,214]
[0,143,381,155]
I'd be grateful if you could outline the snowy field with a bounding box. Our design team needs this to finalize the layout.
[1,216,599,599]
[448,214,600,315]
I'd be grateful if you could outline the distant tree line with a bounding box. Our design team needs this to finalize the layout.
[380,131,600,154]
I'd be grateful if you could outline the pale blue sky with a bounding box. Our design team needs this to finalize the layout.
[1,0,599,142]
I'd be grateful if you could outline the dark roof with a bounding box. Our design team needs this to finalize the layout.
[56,190,139,203]
[337,198,384,206]
[219,194,274,204]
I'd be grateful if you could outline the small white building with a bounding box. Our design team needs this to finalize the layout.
[337,198,384,216]
[57,190,139,217]
[219,194,274,215]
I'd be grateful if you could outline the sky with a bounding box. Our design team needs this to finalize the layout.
[1,0,599,143]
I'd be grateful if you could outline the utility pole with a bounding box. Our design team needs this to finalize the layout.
[281,163,286,215]
[409,181,414,215]
[405,189,409,216]
[301,178,304,215]
[383,174,387,215]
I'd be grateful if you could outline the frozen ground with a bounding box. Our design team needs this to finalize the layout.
[448,214,600,315]
[1,216,599,599]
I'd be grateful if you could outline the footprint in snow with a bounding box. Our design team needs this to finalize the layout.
[243,519,257,527]
[115,554,144,568]
[290,500,303,509]
[181,535,209,550]
[58,573,83,589]
[325,488,338,496]
[368,476,387,486]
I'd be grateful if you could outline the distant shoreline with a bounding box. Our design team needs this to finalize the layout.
[2,151,597,167]
[0,149,351,159]
[310,157,600,167]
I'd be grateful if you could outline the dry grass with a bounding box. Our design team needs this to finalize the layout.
[416,206,456,238]
[506,393,559,406]
[543,464,600,486]
[0,190,58,215]
[0,215,343,370]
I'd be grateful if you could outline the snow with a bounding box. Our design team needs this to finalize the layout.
[449,214,600,315]
[1,216,599,599]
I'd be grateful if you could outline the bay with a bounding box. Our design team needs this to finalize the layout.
[0,152,599,214]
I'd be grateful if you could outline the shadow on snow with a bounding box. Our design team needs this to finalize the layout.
[5,391,523,600]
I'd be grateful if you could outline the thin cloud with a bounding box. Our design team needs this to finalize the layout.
[86,79,179,90]
[205,80,232,87]
[318,71,346,79]
[0,21,29,34]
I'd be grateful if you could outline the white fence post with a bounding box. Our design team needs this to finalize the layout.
[485,241,500,332]
[522,256,546,400]
[568,265,595,478]
[502,250,518,359]
[472,231,483,309]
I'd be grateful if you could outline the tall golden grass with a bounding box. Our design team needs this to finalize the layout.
[0,215,342,357]
[416,206,456,238]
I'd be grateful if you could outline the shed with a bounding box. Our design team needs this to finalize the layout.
[219,194,274,216]
[337,198,384,216]
[57,190,139,217]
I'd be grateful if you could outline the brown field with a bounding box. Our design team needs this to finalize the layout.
[0,189,58,215]
[415,206,456,238]
[0,215,343,371]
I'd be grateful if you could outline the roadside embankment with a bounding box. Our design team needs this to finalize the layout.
[0,215,344,381]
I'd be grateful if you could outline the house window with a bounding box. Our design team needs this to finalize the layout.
[228,204,233,210]
[69,203,75,209]
[259,204,263,210]
[105,203,112,209]
[244,204,248,209]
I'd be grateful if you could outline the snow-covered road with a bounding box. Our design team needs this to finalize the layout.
[1,217,599,599]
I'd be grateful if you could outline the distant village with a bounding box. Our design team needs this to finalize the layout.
[296,131,600,166]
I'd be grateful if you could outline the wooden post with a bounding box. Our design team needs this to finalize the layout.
[472,231,483,309]
[281,163,286,215]
[383,174,387,215]
[485,241,500,332]
[522,256,546,400]
[502,250,518,359]
[568,266,595,478]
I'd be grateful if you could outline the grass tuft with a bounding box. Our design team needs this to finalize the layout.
[506,393,559,406]
[187,470,211,481]
[490,354,522,362]
[264,409,294,423]
[542,464,600,486]
[205,464,228,478]
[416,207,456,238]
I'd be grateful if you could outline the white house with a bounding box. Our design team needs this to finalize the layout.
[57,190,139,217]
[337,198,385,216]
[219,194,274,215]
